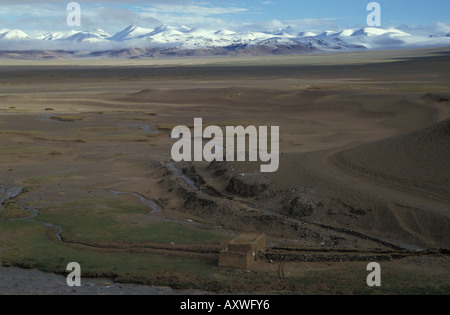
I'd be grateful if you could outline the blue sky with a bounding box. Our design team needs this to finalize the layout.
[1,0,449,34]
[248,0,449,26]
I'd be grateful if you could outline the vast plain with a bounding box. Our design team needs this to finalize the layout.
[0,47,449,294]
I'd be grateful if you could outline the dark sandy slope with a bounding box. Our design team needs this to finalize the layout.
[332,118,450,203]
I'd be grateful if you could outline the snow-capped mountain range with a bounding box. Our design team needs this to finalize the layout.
[0,24,449,57]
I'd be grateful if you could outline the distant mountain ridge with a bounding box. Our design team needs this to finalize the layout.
[430,32,450,38]
[0,24,449,58]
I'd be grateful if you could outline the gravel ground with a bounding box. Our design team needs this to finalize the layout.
[0,266,210,295]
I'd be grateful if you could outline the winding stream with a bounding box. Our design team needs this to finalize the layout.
[1,184,164,244]
[1,185,62,242]
[109,190,162,214]
[8,203,64,243]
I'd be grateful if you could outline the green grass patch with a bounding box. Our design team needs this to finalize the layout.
[108,221,229,244]
[38,198,229,245]
[39,211,228,245]
[0,218,218,289]
[1,214,448,293]
[0,204,30,220]
[289,263,450,295]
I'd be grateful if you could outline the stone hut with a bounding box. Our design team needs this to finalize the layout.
[219,233,266,270]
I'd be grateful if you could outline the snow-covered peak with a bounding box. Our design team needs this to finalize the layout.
[0,29,29,39]
[336,29,357,37]
[109,25,154,41]
[317,30,339,37]
[148,25,183,37]
[187,28,216,36]
[1,24,448,53]
[38,29,110,43]
[351,27,410,37]
[271,26,298,36]
[298,31,318,37]
[272,31,296,38]
[66,31,109,43]
[179,25,192,33]
[215,29,236,36]
[152,23,171,33]
[91,29,111,38]
[39,30,78,40]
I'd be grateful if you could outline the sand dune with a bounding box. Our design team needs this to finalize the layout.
[332,119,450,203]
